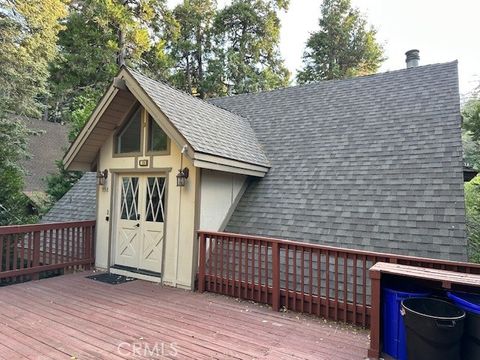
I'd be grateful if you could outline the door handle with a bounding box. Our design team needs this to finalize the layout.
[135,223,140,228]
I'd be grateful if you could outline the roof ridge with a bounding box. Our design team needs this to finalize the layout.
[209,61,459,102]
[125,66,251,122]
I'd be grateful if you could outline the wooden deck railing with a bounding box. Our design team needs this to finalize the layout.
[197,231,480,328]
[0,221,95,284]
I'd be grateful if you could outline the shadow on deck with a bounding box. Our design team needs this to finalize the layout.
[0,271,369,359]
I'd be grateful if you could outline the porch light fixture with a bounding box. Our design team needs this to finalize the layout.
[97,169,108,186]
[176,145,189,187]
[176,167,189,187]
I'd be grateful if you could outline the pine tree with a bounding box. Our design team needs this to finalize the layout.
[297,0,384,83]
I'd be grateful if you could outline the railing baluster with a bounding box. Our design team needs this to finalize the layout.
[5,235,11,271]
[353,254,358,325]
[232,237,236,297]
[251,238,255,300]
[300,246,305,313]
[343,252,348,323]
[309,249,313,314]
[272,241,280,311]
[265,241,269,302]
[292,244,297,312]
[198,233,206,293]
[362,256,367,327]
[258,240,262,302]
[12,234,18,273]
[48,229,53,266]
[238,237,243,298]
[317,248,321,317]
[55,228,59,265]
[214,235,218,293]
[42,229,47,265]
[285,244,289,310]
[246,238,249,299]
[334,251,339,321]
[0,235,4,272]
[220,235,224,294]
[326,250,330,320]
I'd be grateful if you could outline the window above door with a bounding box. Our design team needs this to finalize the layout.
[114,106,170,156]
[116,107,141,154]
[146,115,169,155]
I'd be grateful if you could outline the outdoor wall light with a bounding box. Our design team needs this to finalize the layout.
[176,167,189,187]
[97,169,108,186]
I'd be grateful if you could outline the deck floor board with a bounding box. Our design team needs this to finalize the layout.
[0,271,369,359]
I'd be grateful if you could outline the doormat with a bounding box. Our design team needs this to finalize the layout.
[86,273,136,285]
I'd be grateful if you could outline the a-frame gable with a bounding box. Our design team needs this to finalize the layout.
[64,67,269,177]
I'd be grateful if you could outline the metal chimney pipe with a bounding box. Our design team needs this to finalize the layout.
[405,49,420,68]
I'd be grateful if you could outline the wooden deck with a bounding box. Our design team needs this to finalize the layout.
[0,271,369,360]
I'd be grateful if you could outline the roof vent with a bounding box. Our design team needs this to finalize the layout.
[405,49,420,68]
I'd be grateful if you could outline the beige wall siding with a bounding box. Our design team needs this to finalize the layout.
[199,169,246,231]
[95,109,198,289]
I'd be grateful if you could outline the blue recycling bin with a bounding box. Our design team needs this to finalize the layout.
[382,286,430,360]
[447,291,480,360]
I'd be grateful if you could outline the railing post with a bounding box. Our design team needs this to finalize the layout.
[198,232,206,292]
[84,226,92,270]
[272,241,280,312]
[368,269,381,359]
[32,231,40,280]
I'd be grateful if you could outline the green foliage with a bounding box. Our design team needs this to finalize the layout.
[464,176,480,262]
[462,97,480,262]
[0,0,68,116]
[45,160,83,202]
[0,0,67,225]
[67,90,102,141]
[208,0,290,96]
[297,0,384,83]
[0,118,37,225]
[165,0,216,98]
[49,0,172,121]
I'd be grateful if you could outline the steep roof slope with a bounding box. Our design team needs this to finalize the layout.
[19,117,69,192]
[210,62,467,261]
[41,172,96,223]
[128,68,269,167]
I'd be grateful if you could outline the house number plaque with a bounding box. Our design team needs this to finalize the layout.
[138,159,149,167]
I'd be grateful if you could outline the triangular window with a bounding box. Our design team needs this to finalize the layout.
[147,115,168,153]
[116,107,141,154]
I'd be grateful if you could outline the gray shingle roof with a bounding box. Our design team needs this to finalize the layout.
[209,62,467,261]
[127,68,269,167]
[41,172,96,223]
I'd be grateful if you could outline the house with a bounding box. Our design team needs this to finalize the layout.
[63,59,467,290]
[19,117,69,214]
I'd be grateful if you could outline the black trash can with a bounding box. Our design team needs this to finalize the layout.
[401,298,465,360]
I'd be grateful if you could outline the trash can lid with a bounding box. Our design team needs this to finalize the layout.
[383,285,430,297]
[447,292,480,315]
[402,297,465,320]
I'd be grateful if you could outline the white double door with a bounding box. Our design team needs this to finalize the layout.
[115,174,166,274]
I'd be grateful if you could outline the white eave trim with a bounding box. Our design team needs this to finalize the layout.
[64,85,119,168]
[193,153,269,177]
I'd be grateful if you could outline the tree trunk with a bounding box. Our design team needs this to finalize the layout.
[196,27,204,99]
[185,54,192,94]
[117,27,126,67]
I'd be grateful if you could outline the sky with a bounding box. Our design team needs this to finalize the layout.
[168,0,480,97]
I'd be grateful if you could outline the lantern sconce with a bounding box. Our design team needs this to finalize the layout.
[177,144,189,187]
[176,167,189,187]
[97,169,108,187]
